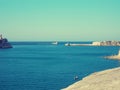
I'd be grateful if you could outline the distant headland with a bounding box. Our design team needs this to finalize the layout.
[92,41,120,46]
[0,34,12,48]
[65,41,120,46]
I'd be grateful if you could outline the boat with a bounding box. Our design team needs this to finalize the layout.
[52,41,58,45]
[65,43,70,46]
[74,76,79,80]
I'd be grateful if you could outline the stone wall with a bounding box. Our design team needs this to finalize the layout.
[92,41,120,46]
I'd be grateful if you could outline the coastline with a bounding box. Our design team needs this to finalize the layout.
[105,55,120,60]
[62,67,120,90]
[62,51,120,90]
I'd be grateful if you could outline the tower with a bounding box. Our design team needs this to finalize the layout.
[118,50,120,56]
[0,34,2,40]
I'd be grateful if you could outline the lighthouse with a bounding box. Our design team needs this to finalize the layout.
[0,34,2,40]
[118,50,120,56]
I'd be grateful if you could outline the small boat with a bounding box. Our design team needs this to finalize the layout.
[65,43,70,46]
[74,76,79,80]
[52,41,58,45]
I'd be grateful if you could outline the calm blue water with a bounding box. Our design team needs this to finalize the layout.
[0,42,120,90]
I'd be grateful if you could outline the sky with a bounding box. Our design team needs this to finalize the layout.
[0,0,120,41]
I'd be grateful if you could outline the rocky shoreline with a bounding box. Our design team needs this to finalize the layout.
[62,67,120,90]
[62,50,120,90]
[105,50,120,60]
[105,55,120,60]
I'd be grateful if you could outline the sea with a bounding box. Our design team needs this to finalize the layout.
[0,41,120,90]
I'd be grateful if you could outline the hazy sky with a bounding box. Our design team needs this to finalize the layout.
[0,0,120,41]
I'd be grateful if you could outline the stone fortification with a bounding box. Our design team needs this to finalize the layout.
[92,41,120,46]
[0,34,12,48]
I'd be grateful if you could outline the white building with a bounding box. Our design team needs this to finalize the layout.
[92,42,101,46]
